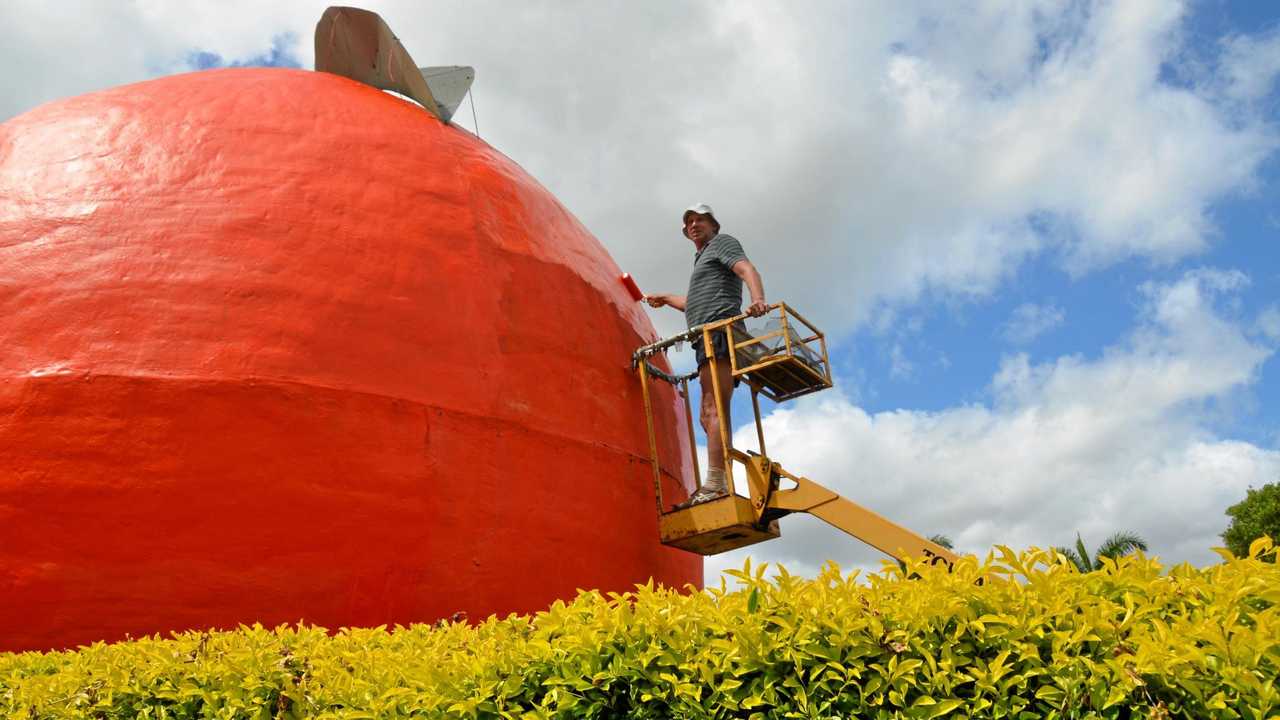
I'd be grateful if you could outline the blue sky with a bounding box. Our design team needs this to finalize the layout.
[184,33,301,72]
[857,4,1276,392]
[832,0,1280,442]
[2,1,1277,576]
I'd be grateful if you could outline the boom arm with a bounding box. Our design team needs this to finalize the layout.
[743,453,958,566]
[659,450,959,565]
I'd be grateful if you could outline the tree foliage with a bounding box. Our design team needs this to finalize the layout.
[900,534,954,572]
[1222,481,1280,562]
[1054,532,1149,573]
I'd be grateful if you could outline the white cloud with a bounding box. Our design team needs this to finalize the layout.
[3,1,1278,341]
[889,343,914,380]
[707,269,1279,577]
[0,1,312,122]
[1002,303,1066,344]
[1218,28,1280,105]
[1258,305,1280,341]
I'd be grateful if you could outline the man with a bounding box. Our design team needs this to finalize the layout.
[646,203,767,506]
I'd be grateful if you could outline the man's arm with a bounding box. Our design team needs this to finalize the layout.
[732,260,767,316]
[645,294,687,311]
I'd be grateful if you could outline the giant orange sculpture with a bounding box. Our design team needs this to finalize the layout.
[0,67,698,652]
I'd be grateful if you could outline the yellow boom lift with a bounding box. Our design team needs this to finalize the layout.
[633,303,958,567]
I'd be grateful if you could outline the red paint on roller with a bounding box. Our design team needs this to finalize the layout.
[0,68,698,652]
[621,273,645,302]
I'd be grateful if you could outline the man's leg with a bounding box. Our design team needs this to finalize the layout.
[686,343,735,504]
[699,357,735,473]
[675,330,736,508]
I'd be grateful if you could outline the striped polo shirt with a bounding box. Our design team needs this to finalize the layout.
[685,233,748,328]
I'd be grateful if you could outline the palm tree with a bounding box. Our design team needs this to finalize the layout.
[899,534,955,573]
[1054,532,1148,572]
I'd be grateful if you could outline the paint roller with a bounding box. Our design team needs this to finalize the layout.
[619,273,645,302]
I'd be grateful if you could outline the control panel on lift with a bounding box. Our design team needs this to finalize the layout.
[632,303,958,568]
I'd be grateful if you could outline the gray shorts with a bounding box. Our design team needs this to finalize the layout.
[693,319,746,370]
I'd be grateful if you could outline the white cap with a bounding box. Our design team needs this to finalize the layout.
[681,203,720,237]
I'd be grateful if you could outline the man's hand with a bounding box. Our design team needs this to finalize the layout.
[746,299,768,317]
[645,293,687,312]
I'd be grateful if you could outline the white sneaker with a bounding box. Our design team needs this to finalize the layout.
[673,469,728,509]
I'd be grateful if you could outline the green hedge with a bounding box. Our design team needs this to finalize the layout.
[3,541,1278,719]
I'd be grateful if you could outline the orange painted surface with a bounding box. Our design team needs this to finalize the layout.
[0,68,698,652]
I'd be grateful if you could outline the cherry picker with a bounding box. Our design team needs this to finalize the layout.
[633,303,958,567]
